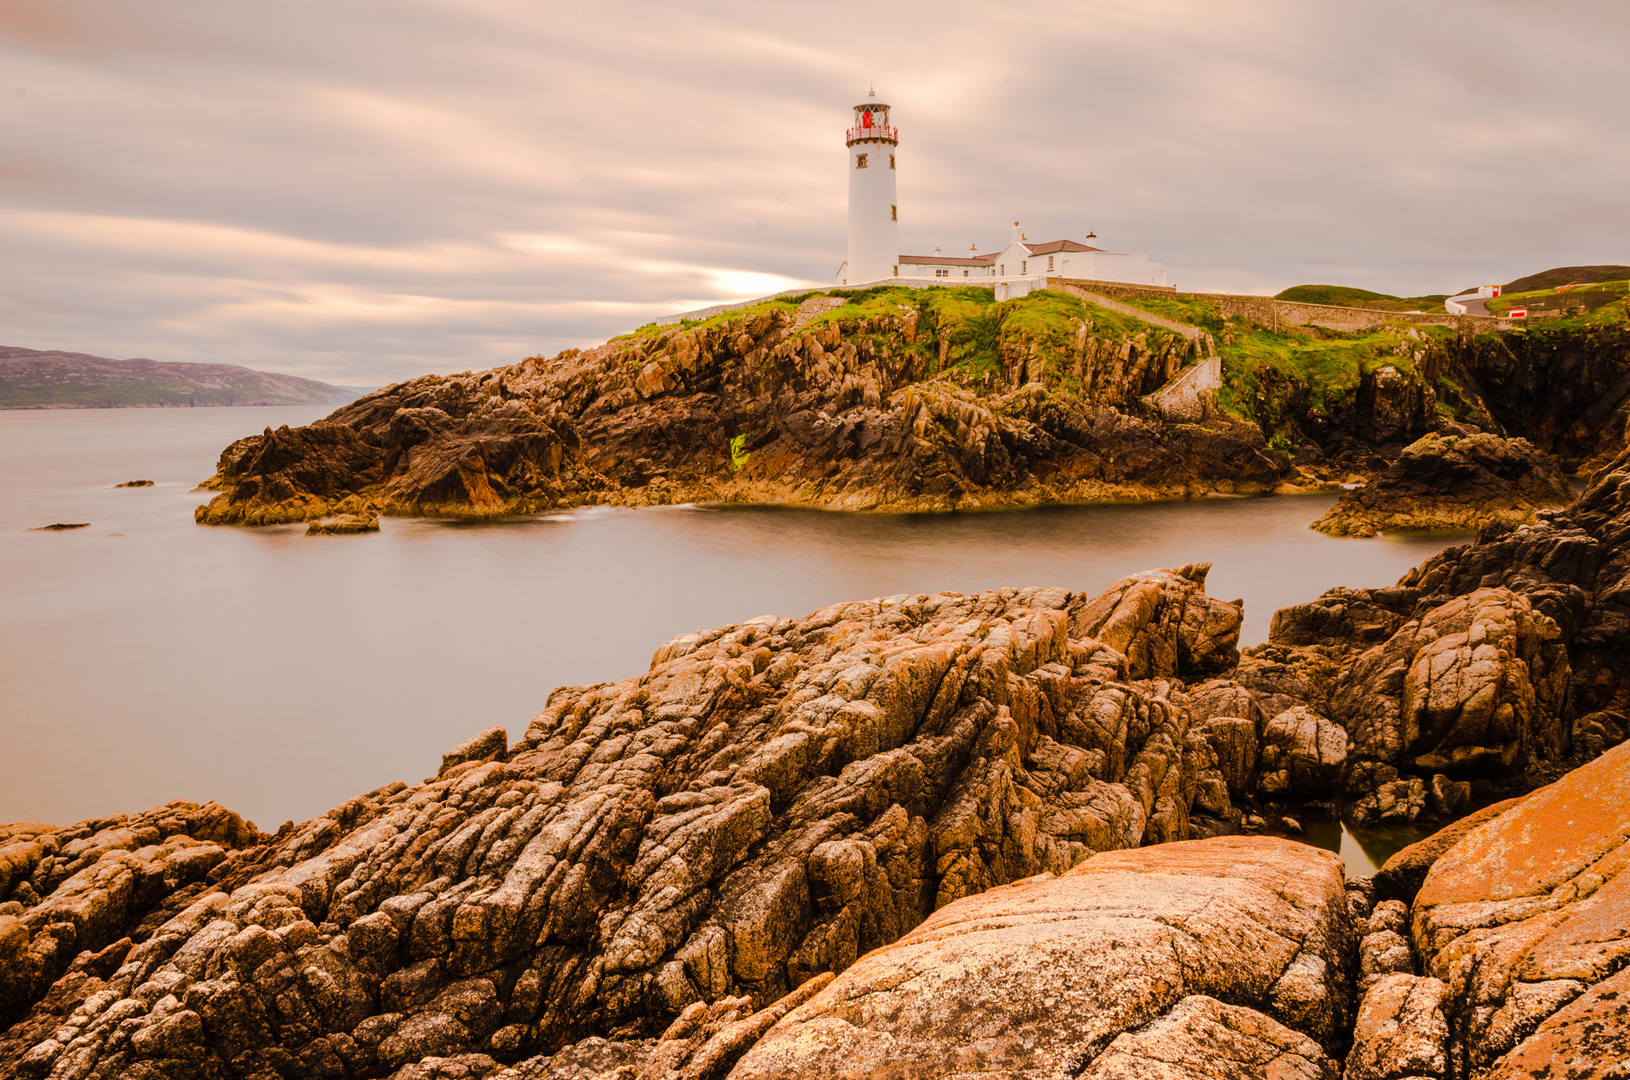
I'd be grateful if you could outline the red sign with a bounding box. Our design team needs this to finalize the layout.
[1508,308,1527,319]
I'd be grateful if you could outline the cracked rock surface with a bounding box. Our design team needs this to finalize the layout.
[728,836,1353,1079]
[1410,738,1630,1079]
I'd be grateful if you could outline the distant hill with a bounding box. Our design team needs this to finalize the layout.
[1274,285,1450,312]
[0,347,357,409]
[1502,265,1630,293]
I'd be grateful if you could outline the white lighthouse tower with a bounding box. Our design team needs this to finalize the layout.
[843,90,897,285]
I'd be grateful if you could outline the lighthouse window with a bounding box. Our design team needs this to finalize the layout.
[891,205,897,221]
[855,153,868,169]
[889,154,895,169]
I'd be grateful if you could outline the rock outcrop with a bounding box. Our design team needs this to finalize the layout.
[730,836,1353,1079]
[1231,443,1630,819]
[3,549,1628,1077]
[1310,432,1574,537]
[1404,738,1630,1078]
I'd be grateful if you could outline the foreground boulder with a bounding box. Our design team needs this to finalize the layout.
[730,836,1353,1079]
[1410,738,1630,1078]
[1311,432,1574,537]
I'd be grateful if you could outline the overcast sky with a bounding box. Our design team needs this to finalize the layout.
[3,0,1628,386]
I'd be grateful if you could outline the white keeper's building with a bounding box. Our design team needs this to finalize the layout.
[839,92,1167,290]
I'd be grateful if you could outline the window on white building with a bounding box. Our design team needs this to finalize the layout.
[1048,255,1054,270]
[889,154,895,169]
[856,153,868,169]
[890,205,897,221]
[935,268,949,278]
[999,264,1004,275]
[963,269,969,277]
[1022,260,1027,274]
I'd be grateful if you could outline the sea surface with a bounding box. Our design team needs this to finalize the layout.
[1,406,1462,861]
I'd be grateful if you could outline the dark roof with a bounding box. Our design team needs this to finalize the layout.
[899,253,998,266]
[1022,239,1106,255]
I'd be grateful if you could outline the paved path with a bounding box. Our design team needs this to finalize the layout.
[1054,284,1212,350]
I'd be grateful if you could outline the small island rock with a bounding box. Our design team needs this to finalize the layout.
[305,510,381,535]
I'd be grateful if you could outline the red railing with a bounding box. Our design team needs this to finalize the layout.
[846,124,898,144]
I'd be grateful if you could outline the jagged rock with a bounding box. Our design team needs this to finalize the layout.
[1257,707,1347,797]
[1067,563,1243,681]
[1332,588,1569,803]
[1240,582,1574,815]
[727,836,1351,1079]
[1411,739,1630,1077]
[0,801,262,1030]
[1311,432,1575,537]
[1356,900,1415,992]
[0,575,1255,1078]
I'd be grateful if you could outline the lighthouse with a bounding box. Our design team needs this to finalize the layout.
[843,90,898,285]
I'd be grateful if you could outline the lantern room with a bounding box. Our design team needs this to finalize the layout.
[846,95,897,147]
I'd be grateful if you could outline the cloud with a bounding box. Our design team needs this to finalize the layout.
[0,0,1626,383]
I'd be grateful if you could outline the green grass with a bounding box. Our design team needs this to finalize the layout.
[1276,285,1452,312]
[729,433,751,469]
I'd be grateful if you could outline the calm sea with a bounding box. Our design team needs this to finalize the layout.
[1,406,1460,841]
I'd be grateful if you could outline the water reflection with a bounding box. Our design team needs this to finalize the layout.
[1302,817,1434,877]
[1,407,1465,830]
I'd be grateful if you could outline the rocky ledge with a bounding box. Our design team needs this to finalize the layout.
[1311,432,1575,537]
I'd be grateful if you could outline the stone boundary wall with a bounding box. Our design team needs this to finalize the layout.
[651,275,1516,334]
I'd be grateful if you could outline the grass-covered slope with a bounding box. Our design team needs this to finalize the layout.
[1502,265,1630,294]
[1275,284,1451,312]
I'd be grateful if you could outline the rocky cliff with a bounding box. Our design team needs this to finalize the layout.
[188,286,1630,527]
[194,288,1296,525]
